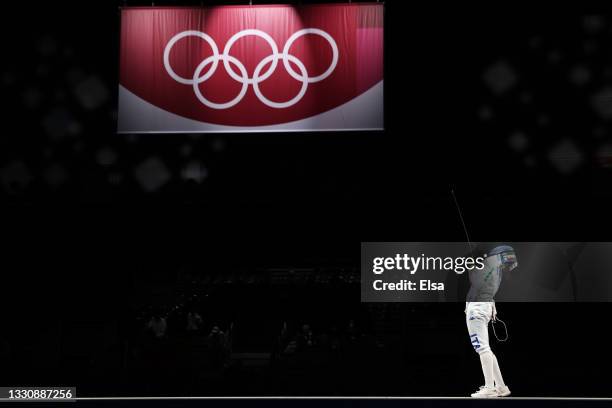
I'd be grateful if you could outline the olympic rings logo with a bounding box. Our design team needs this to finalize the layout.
[163,29,339,109]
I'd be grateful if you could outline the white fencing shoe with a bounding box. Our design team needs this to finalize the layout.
[496,385,511,397]
[471,386,499,398]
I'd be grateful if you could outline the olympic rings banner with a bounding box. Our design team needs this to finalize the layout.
[117,4,383,133]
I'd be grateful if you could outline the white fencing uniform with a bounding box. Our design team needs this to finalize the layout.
[465,245,517,396]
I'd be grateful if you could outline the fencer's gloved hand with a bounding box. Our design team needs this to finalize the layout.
[491,303,497,321]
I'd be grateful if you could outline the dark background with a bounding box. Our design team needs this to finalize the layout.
[1,0,612,398]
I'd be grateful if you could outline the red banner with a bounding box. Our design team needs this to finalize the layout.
[118,4,383,133]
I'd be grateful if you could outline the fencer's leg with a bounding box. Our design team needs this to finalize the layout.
[467,309,497,397]
[491,352,505,387]
[479,351,495,389]
[491,353,511,396]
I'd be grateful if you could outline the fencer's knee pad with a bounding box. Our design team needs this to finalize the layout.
[473,340,491,355]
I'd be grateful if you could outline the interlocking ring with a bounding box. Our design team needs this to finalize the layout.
[163,28,338,109]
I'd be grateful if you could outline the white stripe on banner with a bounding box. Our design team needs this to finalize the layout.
[117,81,383,134]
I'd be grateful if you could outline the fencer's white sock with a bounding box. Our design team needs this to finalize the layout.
[479,351,495,388]
[491,352,506,387]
